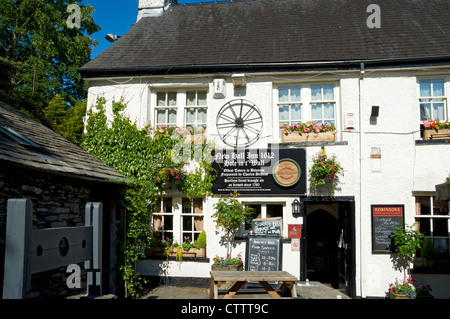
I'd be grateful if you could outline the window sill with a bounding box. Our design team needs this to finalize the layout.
[416,139,450,145]
[143,255,210,263]
[271,141,348,148]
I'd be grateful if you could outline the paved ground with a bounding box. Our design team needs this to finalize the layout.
[141,281,350,299]
[141,275,450,299]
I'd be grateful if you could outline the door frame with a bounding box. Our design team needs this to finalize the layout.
[300,196,355,298]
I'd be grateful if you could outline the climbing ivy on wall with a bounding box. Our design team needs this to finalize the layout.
[82,97,215,298]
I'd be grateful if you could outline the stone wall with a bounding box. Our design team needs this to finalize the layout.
[0,166,116,298]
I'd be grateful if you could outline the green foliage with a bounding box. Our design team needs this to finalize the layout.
[82,97,215,298]
[0,0,99,133]
[309,147,344,195]
[212,192,254,255]
[391,223,424,276]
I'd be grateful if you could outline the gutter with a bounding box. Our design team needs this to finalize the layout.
[79,55,450,78]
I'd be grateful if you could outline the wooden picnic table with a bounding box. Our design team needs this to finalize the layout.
[209,271,298,299]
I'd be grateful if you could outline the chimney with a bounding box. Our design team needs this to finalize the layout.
[137,0,178,22]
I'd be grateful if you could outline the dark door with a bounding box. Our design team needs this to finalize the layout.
[306,209,339,288]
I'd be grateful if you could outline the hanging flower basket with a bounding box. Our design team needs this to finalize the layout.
[281,122,336,142]
[309,148,344,196]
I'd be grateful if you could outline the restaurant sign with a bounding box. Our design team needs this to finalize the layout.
[212,148,306,195]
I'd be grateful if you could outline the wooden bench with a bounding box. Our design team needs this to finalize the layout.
[209,271,298,299]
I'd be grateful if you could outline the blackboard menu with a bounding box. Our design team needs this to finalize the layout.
[371,205,404,253]
[245,235,283,271]
[252,217,282,236]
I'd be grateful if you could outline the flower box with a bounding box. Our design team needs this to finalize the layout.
[423,128,450,140]
[281,131,336,143]
[146,247,206,258]
[389,291,410,299]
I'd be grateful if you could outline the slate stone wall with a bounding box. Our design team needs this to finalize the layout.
[0,166,116,299]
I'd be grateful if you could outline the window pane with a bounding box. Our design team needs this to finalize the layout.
[168,109,177,124]
[433,219,448,237]
[278,87,289,102]
[164,215,173,231]
[168,92,177,106]
[290,86,301,102]
[186,108,195,123]
[186,92,196,106]
[183,233,193,242]
[157,109,166,124]
[323,103,335,118]
[291,104,301,121]
[198,92,207,105]
[433,238,449,254]
[420,103,432,121]
[433,79,444,96]
[416,196,431,215]
[183,216,192,231]
[311,85,322,101]
[433,103,445,120]
[157,92,166,106]
[182,198,191,214]
[323,84,334,100]
[311,103,322,119]
[279,105,289,121]
[198,108,207,123]
[420,80,431,97]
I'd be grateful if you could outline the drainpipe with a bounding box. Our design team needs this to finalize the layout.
[358,63,364,298]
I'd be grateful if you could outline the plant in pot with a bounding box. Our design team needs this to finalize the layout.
[309,148,344,196]
[388,224,433,299]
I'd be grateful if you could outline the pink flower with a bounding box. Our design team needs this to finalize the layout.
[422,121,431,128]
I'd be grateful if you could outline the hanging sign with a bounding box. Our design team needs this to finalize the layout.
[212,148,306,195]
[371,205,404,253]
[291,238,300,251]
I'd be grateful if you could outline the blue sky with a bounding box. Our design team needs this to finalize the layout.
[85,0,232,59]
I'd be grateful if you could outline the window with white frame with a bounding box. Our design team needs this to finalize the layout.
[415,195,450,255]
[311,84,336,126]
[152,197,204,244]
[181,198,204,242]
[419,79,447,121]
[278,85,302,129]
[185,90,207,130]
[152,198,174,242]
[277,83,337,132]
[156,91,178,127]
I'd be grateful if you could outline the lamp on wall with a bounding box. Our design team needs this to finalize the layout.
[292,199,302,217]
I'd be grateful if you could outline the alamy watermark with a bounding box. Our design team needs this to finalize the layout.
[67,4,81,29]
[367,4,381,29]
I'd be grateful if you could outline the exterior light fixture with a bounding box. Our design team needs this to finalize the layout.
[231,74,246,87]
[292,199,301,217]
[105,34,121,43]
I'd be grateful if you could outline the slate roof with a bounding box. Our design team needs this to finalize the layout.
[0,101,126,183]
[80,0,450,78]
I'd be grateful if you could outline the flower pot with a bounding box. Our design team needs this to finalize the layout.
[146,247,206,258]
[211,263,244,291]
[423,128,450,140]
[281,131,335,143]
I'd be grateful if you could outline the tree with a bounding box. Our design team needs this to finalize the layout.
[0,0,99,126]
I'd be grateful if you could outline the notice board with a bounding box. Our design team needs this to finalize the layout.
[212,148,306,195]
[252,217,282,236]
[245,235,283,271]
[371,205,404,253]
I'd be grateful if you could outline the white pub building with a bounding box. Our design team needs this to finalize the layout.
[80,0,450,298]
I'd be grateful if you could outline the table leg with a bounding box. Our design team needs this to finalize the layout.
[223,281,245,299]
[259,281,281,298]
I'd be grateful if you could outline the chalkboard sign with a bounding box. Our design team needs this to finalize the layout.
[372,205,404,253]
[252,217,282,236]
[245,235,283,271]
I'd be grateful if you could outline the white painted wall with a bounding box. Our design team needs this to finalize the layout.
[85,67,450,298]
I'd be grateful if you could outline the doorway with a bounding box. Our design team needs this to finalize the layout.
[302,200,354,296]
